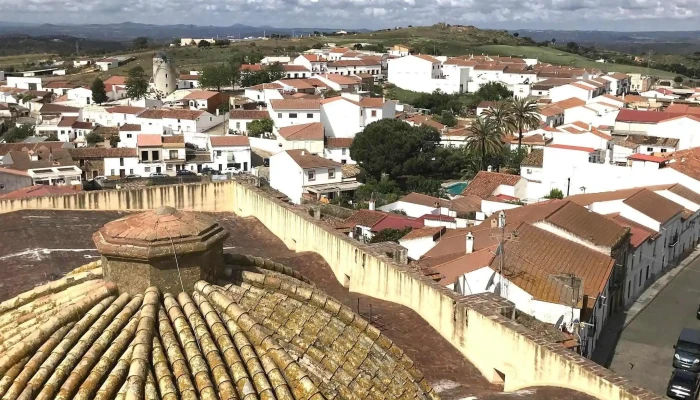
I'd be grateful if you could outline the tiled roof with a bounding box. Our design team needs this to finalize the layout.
[623,188,683,223]
[413,54,439,63]
[543,201,629,248]
[119,123,142,131]
[247,82,283,90]
[302,54,327,62]
[667,183,700,205]
[0,184,80,200]
[521,149,544,167]
[626,135,679,148]
[39,104,80,114]
[550,97,586,110]
[608,214,656,248]
[183,90,219,100]
[403,114,445,131]
[210,135,250,147]
[539,105,564,117]
[398,192,450,208]
[278,122,324,141]
[474,64,507,71]
[400,226,446,241]
[57,116,78,127]
[0,255,432,399]
[0,142,67,157]
[270,99,321,111]
[666,103,700,116]
[547,144,595,152]
[567,185,673,206]
[282,65,310,72]
[462,171,522,199]
[628,154,666,163]
[229,110,269,120]
[319,74,361,85]
[325,137,353,149]
[68,148,138,158]
[2,148,76,170]
[103,75,127,85]
[137,134,162,147]
[449,195,482,214]
[615,109,681,124]
[492,223,615,306]
[43,81,78,89]
[286,149,341,169]
[344,210,387,228]
[106,106,146,115]
[432,247,498,285]
[443,58,478,67]
[279,79,315,90]
[372,214,423,231]
[162,135,185,144]
[138,109,204,120]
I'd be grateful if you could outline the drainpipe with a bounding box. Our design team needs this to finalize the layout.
[567,177,571,197]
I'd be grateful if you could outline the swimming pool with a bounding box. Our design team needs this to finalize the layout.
[445,182,467,196]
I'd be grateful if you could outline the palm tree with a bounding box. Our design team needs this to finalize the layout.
[481,102,515,137]
[466,117,503,171]
[507,97,541,151]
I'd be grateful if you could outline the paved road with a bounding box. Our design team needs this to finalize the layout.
[609,256,700,397]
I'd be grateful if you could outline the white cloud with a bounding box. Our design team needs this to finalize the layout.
[0,0,699,29]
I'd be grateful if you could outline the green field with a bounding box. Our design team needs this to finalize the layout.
[470,45,676,78]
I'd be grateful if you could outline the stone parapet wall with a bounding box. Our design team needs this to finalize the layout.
[0,180,663,400]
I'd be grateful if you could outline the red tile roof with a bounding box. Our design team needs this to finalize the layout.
[278,122,324,141]
[607,214,656,249]
[286,149,341,169]
[628,154,666,163]
[548,144,595,152]
[325,137,353,149]
[0,184,80,200]
[137,134,162,147]
[462,171,522,198]
[615,109,681,124]
[400,226,446,241]
[371,214,423,231]
[623,188,683,223]
[210,135,250,147]
[183,90,220,100]
[229,110,269,120]
[119,124,141,132]
[106,106,146,115]
[270,99,321,110]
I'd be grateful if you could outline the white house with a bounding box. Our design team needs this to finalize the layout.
[647,115,700,150]
[320,94,395,138]
[177,73,201,90]
[314,74,362,92]
[549,121,611,152]
[103,149,141,178]
[549,82,599,103]
[66,87,94,106]
[117,124,143,148]
[268,98,321,128]
[270,149,353,204]
[6,77,43,91]
[600,73,631,96]
[640,88,679,100]
[73,59,93,68]
[261,56,291,65]
[96,58,118,71]
[293,54,328,75]
[228,110,270,134]
[387,54,444,93]
[323,137,355,164]
[209,135,252,172]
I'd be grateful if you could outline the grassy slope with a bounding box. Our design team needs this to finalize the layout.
[472,45,676,77]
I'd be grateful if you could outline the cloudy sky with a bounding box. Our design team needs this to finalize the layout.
[0,0,698,30]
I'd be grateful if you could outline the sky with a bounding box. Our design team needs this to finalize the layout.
[0,0,699,31]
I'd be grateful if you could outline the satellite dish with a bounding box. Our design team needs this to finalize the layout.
[493,282,501,295]
[486,271,497,290]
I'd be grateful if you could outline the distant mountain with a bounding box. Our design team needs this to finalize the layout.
[511,30,700,45]
[0,34,128,57]
[0,22,369,42]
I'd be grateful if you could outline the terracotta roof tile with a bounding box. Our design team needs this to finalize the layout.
[0,184,80,199]
[183,90,220,100]
[667,184,700,205]
[105,106,146,115]
[269,99,321,110]
[623,188,683,223]
[521,149,544,167]
[325,137,353,149]
[401,226,446,241]
[398,192,450,208]
[286,149,341,169]
[137,134,162,147]
[344,210,387,227]
[119,124,141,132]
[413,54,439,63]
[68,147,138,158]
[229,110,269,120]
[462,171,522,199]
[210,135,250,147]
[278,122,324,141]
[608,214,656,248]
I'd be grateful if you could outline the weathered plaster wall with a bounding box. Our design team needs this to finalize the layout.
[0,180,662,400]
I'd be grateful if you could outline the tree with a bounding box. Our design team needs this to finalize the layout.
[85,132,103,146]
[370,227,412,243]
[247,118,274,137]
[214,39,230,47]
[544,188,564,199]
[435,110,457,127]
[481,102,515,135]
[465,118,503,171]
[507,97,541,151]
[110,136,121,148]
[3,124,35,143]
[474,82,512,102]
[199,64,229,91]
[351,119,439,179]
[323,89,340,99]
[132,37,149,49]
[91,77,108,104]
[126,66,149,100]
[198,40,211,48]
[405,176,444,197]
[675,76,684,83]
[265,62,285,82]
[513,32,519,37]
[353,43,363,50]
[566,42,578,51]
[312,43,323,49]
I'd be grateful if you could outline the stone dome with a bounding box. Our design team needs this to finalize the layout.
[0,253,436,399]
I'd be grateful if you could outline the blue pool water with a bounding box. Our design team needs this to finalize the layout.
[445,182,467,196]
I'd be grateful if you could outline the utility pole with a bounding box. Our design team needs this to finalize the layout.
[498,210,507,299]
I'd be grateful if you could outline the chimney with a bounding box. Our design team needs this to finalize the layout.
[487,165,492,172]
[368,200,376,211]
[491,218,498,229]
[466,232,474,254]
[216,108,220,116]
[301,150,305,156]
[588,122,592,131]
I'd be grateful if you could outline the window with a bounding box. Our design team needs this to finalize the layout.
[278,113,282,118]
[341,148,347,155]
[129,169,134,174]
[177,119,181,123]
[638,271,642,287]
[371,110,377,117]
[145,167,151,172]
[645,265,650,280]
[307,113,313,118]
[627,281,631,298]
[119,158,124,167]
[110,169,115,175]
[216,150,222,157]
[289,113,298,119]
[328,168,335,179]
[152,151,159,161]
[307,170,315,181]
[126,134,132,138]
[169,150,178,159]
[141,151,148,161]
[647,147,653,152]
[236,122,241,129]
[165,73,168,78]
[661,148,667,153]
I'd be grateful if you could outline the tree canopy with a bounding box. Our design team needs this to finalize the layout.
[474,82,513,102]
[199,64,230,91]
[125,66,149,100]
[350,119,440,179]
[3,124,35,143]
[91,77,108,104]
[465,117,504,171]
[132,37,149,49]
[369,227,412,243]
[198,40,211,48]
[247,118,274,137]
[85,132,103,145]
[240,63,285,87]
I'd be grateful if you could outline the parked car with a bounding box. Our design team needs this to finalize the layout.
[92,175,106,181]
[125,174,141,179]
[674,328,700,372]
[667,369,700,399]
[201,167,220,175]
[149,173,168,178]
[222,167,241,175]
[176,170,196,176]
